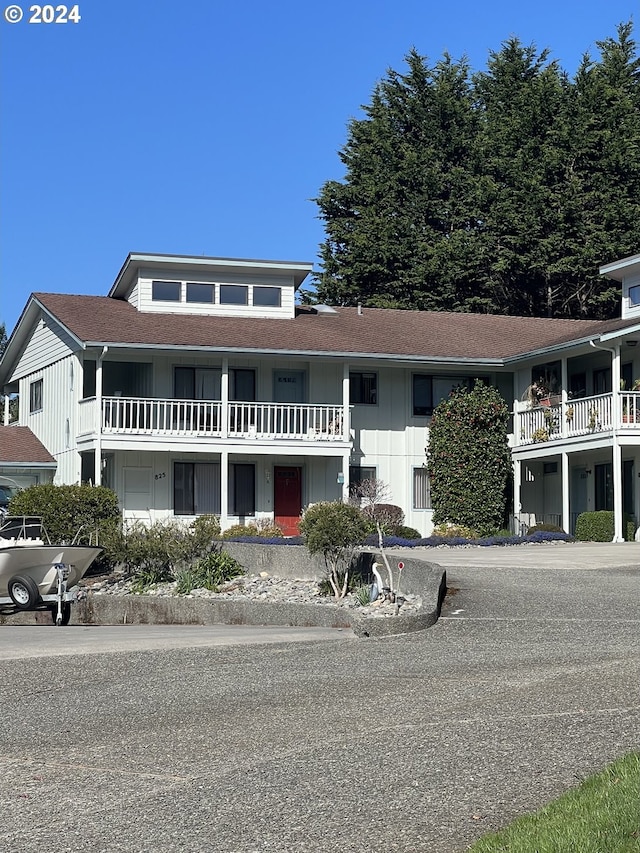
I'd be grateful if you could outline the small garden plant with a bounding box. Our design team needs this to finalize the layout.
[299,501,369,601]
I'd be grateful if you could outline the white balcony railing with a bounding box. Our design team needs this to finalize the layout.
[97,397,347,442]
[515,391,640,446]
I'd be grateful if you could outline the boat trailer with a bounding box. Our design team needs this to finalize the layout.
[0,563,81,626]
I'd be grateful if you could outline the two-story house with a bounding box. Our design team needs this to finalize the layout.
[1,251,640,539]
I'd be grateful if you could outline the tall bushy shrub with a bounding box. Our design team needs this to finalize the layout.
[8,483,120,545]
[427,381,511,536]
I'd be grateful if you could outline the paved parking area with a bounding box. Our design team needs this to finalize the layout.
[1,545,638,853]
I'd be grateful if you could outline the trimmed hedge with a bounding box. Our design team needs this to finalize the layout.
[575,511,637,542]
[574,511,614,542]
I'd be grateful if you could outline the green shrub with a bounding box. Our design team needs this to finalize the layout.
[624,514,637,542]
[175,551,243,593]
[115,519,196,589]
[427,381,511,536]
[391,525,422,540]
[432,522,478,539]
[526,522,565,535]
[299,502,368,600]
[8,483,121,571]
[189,515,221,551]
[221,519,284,539]
[575,511,614,542]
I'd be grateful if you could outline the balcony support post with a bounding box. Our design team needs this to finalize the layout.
[220,447,229,531]
[513,457,522,534]
[561,451,569,534]
[342,363,350,442]
[221,358,229,439]
[94,346,107,486]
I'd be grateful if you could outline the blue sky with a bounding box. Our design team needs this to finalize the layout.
[1,0,636,333]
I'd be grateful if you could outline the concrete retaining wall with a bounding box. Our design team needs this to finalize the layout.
[0,546,447,638]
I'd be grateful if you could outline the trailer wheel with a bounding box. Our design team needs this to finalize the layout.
[50,603,72,626]
[8,575,41,610]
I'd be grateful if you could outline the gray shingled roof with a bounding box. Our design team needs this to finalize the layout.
[0,426,56,464]
[33,293,639,361]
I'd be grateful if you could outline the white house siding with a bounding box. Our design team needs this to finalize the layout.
[17,353,82,486]
[11,316,76,382]
[132,269,297,320]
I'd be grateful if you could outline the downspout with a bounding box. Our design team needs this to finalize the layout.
[589,340,623,542]
[94,346,108,486]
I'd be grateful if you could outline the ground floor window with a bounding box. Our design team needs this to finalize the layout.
[231,463,255,516]
[348,465,376,496]
[174,461,255,516]
[594,462,613,511]
[413,467,432,510]
[174,462,221,515]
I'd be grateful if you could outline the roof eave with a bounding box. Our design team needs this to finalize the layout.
[599,253,640,281]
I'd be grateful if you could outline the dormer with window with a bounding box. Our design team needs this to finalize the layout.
[108,253,313,320]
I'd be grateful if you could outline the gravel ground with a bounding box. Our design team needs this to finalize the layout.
[1,561,638,853]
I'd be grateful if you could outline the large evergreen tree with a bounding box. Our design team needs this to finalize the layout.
[315,23,640,319]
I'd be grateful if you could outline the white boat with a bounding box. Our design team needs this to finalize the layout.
[0,516,103,625]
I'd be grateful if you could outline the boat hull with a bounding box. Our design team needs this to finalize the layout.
[0,546,103,596]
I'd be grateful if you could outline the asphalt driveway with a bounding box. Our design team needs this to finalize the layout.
[1,544,638,853]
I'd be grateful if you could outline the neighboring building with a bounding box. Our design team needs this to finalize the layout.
[1,251,640,538]
[0,425,57,506]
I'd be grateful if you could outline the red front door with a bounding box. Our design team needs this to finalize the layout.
[274,466,302,536]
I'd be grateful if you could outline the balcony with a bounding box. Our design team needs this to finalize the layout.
[515,391,640,446]
[78,396,349,445]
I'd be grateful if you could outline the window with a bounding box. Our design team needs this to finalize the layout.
[220,285,248,305]
[413,374,490,415]
[543,462,558,475]
[349,465,376,496]
[413,374,433,415]
[232,463,255,516]
[174,366,221,400]
[186,282,215,303]
[593,367,611,395]
[569,372,586,399]
[595,463,613,511]
[531,362,560,396]
[253,286,281,307]
[230,368,255,401]
[174,462,221,515]
[83,360,96,398]
[413,468,431,510]
[152,280,181,301]
[349,372,377,404]
[630,285,640,306]
[29,379,43,413]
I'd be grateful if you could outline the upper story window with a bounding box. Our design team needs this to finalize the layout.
[413,373,491,415]
[630,285,640,306]
[152,280,181,301]
[253,286,281,307]
[220,285,248,305]
[83,360,96,398]
[30,379,43,413]
[186,283,214,304]
[413,374,433,415]
[350,372,377,405]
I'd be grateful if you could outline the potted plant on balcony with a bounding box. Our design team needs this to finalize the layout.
[532,427,550,443]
